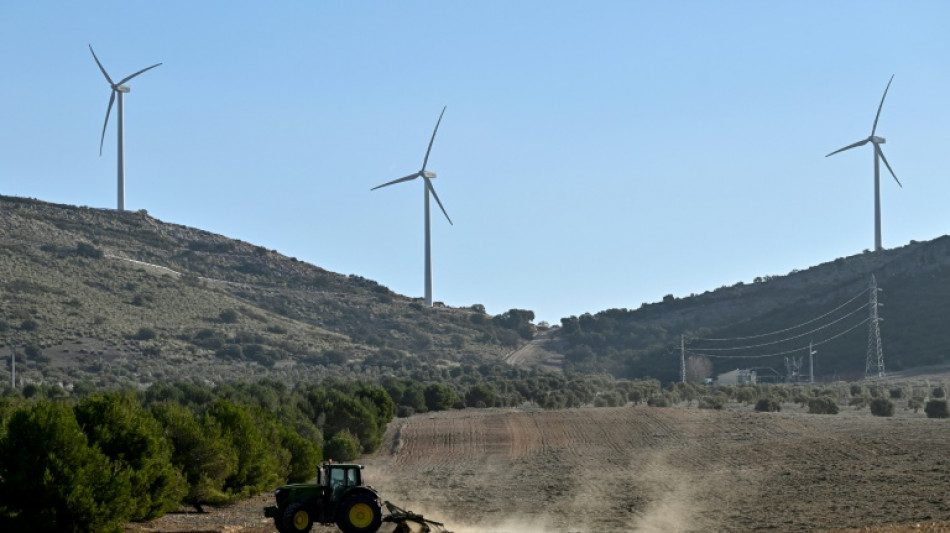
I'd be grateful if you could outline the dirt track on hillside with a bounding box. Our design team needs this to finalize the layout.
[130,404,950,533]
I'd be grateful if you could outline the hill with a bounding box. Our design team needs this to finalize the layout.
[3,194,950,390]
[548,235,950,382]
[0,195,537,391]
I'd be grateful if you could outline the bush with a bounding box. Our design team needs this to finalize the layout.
[647,395,670,407]
[924,400,949,419]
[698,393,727,410]
[932,387,946,399]
[424,383,459,412]
[75,242,104,259]
[324,430,361,462]
[807,397,839,415]
[869,397,894,417]
[754,397,782,412]
[219,309,239,323]
[133,327,157,341]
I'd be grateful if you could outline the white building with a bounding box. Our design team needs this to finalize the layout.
[717,369,756,386]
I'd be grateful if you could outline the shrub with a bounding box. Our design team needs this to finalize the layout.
[924,400,949,419]
[75,242,104,259]
[889,388,904,399]
[424,383,459,412]
[869,397,894,417]
[807,397,839,415]
[932,387,946,399]
[754,397,782,412]
[698,393,727,410]
[219,309,239,323]
[324,430,361,462]
[647,395,670,408]
[133,327,157,341]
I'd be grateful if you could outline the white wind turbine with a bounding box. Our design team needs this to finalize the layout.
[826,75,902,252]
[372,106,453,307]
[89,44,162,212]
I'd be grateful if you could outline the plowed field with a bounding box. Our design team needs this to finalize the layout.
[131,404,950,533]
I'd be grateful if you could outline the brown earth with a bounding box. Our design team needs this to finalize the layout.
[128,403,950,533]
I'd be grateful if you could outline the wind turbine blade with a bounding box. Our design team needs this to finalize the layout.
[88,44,115,85]
[99,91,116,156]
[871,74,894,137]
[876,145,902,187]
[118,62,163,85]
[424,176,453,225]
[371,172,421,191]
[825,138,870,157]
[421,106,446,171]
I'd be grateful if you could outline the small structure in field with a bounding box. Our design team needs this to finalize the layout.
[717,369,756,386]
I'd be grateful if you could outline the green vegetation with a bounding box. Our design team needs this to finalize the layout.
[807,397,840,415]
[924,399,949,418]
[869,397,894,417]
[754,397,782,412]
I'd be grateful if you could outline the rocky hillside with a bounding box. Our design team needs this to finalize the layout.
[0,195,532,391]
[3,194,949,390]
[552,235,950,382]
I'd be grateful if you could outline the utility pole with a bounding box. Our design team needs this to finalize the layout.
[865,274,886,379]
[680,335,686,383]
[809,341,816,384]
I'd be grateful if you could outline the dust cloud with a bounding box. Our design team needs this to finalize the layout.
[368,451,709,533]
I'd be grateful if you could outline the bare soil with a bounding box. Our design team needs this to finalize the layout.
[128,403,950,533]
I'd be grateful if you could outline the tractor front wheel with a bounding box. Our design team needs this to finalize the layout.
[281,502,314,533]
[336,494,383,533]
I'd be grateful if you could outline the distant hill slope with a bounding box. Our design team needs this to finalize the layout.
[3,195,948,390]
[0,195,532,390]
[549,235,950,382]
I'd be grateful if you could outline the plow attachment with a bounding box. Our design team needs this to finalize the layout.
[383,501,454,533]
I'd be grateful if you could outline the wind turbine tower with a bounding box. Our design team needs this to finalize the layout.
[372,107,453,307]
[89,45,162,211]
[826,75,902,252]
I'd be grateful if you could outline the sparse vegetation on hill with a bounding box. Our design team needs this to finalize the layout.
[0,195,544,390]
[555,237,950,381]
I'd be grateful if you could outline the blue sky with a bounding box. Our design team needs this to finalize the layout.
[1,2,948,324]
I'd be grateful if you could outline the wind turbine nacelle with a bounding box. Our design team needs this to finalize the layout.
[871,135,886,144]
[422,170,437,179]
[117,85,131,93]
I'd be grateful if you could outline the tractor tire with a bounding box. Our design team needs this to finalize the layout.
[335,493,383,533]
[281,502,314,533]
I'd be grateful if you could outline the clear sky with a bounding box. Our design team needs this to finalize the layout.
[1,2,948,325]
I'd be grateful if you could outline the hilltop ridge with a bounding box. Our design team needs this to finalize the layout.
[2,194,949,389]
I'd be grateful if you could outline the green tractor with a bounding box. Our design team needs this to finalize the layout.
[265,462,383,533]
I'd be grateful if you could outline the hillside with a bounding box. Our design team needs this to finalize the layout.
[0,195,534,391]
[549,235,950,382]
[3,194,950,391]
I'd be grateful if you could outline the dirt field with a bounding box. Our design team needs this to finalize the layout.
[129,403,950,533]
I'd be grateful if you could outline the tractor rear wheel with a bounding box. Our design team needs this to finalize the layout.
[281,502,313,533]
[335,493,382,533]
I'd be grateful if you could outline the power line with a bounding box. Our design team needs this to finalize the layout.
[691,284,870,342]
[691,317,870,360]
[687,301,869,352]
